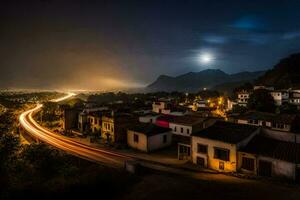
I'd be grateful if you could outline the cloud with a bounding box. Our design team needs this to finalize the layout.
[202,35,228,44]
[282,31,300,40]
[230,15,266,31]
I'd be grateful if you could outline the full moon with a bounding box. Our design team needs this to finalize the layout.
[199,53,214,64]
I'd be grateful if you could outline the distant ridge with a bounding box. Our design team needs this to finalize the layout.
[256,53,300,89]
[146,69,265,92]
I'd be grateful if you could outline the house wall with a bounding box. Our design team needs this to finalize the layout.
[153,102,169,113]
[169,123,192,136]
[148,132,172,152]
[127,130,172,152]
[139,115,158,124]
[258,156,296,180]
[101,117,115,142]
[156,120,169,128]
[191,137,238,172]
[237,119,248,125]
[238,152,257,174]
[238,152,296,180]
[127,130,148,152]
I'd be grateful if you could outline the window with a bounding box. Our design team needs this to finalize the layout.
[133,134,139,143]
[163,135,167,143]
[187,129,190,134]
[197,144,208,154]
[181,127,183,133]
[242,157,255,171]
[214,147,229,161]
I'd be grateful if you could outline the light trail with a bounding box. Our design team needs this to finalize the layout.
[19,93,133,167]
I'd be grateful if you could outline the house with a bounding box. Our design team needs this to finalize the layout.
[152,101,170,114]
[139,112,160,124]
[236,111,299,132]
[152,101,188,116]
[289,91,300,107]
[239,135,300,181]
[87,111,106,135]
[169,115,216,137]
[270,90,289,106]
[237,90,250,106]
[101,112,138,144]
[191,121,259,172]
[78,106,109,133]
[127,123,172,152]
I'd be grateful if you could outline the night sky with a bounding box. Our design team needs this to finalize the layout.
[1,0,300,90]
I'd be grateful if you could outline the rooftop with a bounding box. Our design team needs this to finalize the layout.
[129,123,171,136]
[241,135,300,163]
[171,115,206,125]
[156,115,178,122]
[192,121,258,144]
[237,111,297,124]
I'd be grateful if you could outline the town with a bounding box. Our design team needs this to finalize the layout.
[2,1,300,199]
[23,83,300,181]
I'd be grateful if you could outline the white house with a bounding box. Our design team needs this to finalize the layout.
[169,115,216,137]
[152,101,170,114]
[289,91,300,107]
[270,90,289,106]
[239,135,300,181]
[127,123,172,152]
[237,90,250,106]
[191,121,259,172]
[236,111,299,132]
[139,112,160,124]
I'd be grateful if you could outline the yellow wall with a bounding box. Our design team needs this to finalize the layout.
[192,136,238,172]
[88,116,101,134]
[127,130,148,152]
[101,116,115,142]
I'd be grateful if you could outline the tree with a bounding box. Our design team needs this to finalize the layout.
[42,101,59,121]
[247,89,276,113]
[278,103,299,114]
[232,104,248,114]
[0,133,20,172]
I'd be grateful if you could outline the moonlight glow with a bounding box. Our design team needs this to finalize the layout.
[198,53,214,64]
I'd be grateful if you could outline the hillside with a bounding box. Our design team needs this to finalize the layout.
[256,53,300,89]
[147,69,265,92]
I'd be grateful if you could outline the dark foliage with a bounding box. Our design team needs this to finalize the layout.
[247,89,276,113]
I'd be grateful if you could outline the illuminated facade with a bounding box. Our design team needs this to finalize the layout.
[191,121,259,172]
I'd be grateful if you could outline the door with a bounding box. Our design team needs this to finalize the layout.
[258,160,272,177]
[196,157,205,167]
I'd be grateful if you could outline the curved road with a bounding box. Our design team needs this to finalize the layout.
[19,93,133,168]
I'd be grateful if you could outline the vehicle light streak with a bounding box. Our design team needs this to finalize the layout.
[19,93,133,167]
